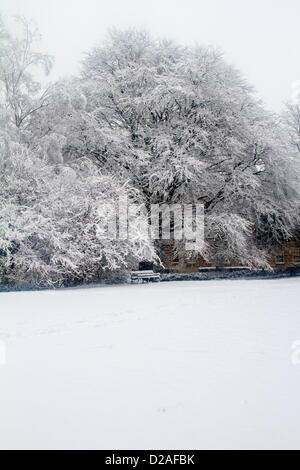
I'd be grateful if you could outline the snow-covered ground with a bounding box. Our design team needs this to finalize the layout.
[0,278,300,450]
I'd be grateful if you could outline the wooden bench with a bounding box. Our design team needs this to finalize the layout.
[131,270,160,283]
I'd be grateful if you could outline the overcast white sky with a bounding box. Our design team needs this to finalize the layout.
[1,0,299,111]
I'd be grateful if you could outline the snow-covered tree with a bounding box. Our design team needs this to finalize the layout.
[81,29,300,267]
[1,20,299,286]
[0,15,52,134]
[285,83,300,153]
[0,21,156,287]
[0,141,156,286]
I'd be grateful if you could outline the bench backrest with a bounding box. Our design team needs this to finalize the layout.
[131,270,156,276]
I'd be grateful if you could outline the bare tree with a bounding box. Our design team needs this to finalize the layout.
[0,15,53,130]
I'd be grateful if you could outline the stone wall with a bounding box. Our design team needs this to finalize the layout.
[159,240,300,273]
